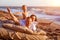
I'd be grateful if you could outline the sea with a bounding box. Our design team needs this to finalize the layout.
[0,7,60,24]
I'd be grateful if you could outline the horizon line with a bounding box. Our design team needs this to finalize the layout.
[0,6,60,7]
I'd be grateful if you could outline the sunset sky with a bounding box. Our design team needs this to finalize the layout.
[0,0,60,7]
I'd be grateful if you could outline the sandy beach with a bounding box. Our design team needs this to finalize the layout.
[0,10,60,40]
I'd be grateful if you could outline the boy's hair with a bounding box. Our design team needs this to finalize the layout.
[30,15,37,21]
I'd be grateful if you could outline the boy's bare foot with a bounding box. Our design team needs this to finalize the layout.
[7,7,11,13]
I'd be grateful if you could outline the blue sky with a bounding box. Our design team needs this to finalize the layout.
[0,0,60,7]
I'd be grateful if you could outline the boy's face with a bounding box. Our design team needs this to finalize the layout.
[22,6,27,11]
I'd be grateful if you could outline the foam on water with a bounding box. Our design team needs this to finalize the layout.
[0,8,60,24]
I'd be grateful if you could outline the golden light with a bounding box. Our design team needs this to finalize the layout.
[50,0,60,7]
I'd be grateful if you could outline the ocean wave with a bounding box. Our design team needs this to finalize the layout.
[0,8,60,23]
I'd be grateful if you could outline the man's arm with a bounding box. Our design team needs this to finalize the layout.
[7,8,20,25]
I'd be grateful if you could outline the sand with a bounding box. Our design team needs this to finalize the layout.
[0,10,60,40]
